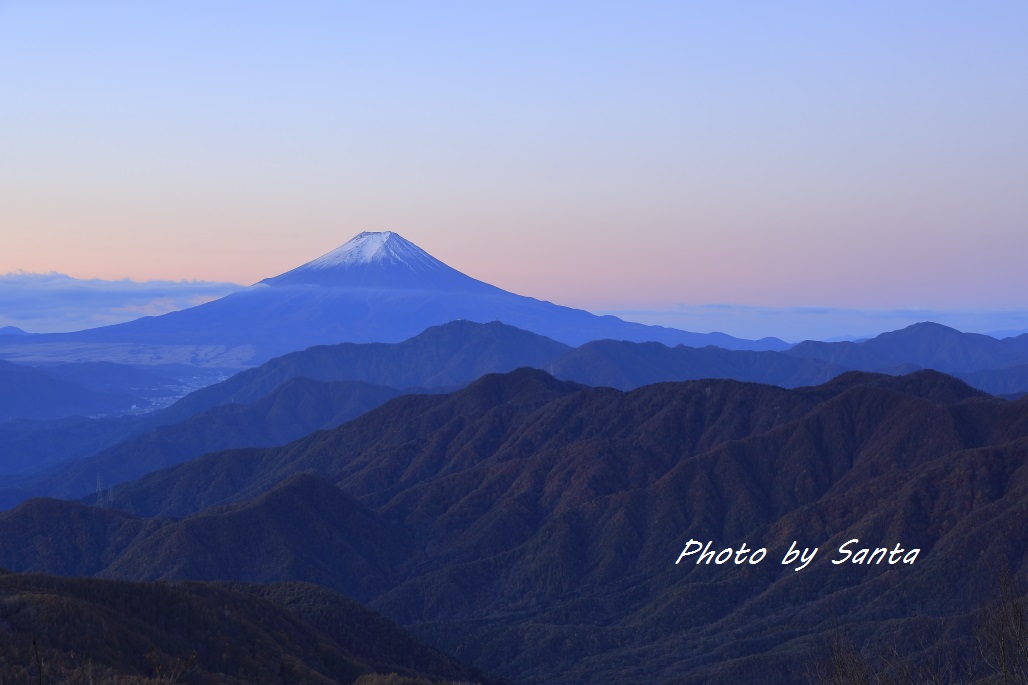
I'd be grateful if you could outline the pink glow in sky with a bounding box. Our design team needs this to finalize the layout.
[2,2,1027,316]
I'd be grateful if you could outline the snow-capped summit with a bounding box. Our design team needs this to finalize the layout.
[263,231,489,291]
[301,232,442,270]
[24,230,786,366]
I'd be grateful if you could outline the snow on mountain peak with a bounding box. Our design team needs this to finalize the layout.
[307,231,400,268]
[264,231,465,288]
[296,231,446,273]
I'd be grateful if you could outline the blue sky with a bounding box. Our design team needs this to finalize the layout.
[2,2,1027,338]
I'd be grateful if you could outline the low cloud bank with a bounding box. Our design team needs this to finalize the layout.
[0,272,244,333]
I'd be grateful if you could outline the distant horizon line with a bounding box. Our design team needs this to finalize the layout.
[1,269,1027,343]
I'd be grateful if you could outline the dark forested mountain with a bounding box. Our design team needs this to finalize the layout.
[0,474,412,602]
[102,474,414,600]
[0,232,787,367]
[5,368,1023,683]
[0,572,499,685]
[0,496,147,577]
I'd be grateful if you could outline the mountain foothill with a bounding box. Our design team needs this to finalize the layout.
[0,232,1025,684]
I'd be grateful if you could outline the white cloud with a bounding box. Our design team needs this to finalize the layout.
[0,272,244,333]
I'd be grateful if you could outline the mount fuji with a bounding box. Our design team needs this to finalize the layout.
[1,232,786,366]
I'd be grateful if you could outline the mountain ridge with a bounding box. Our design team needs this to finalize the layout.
[0,232,788,365]
[787,321,1028,372]
[7,319,1028,511]
[2,368,1024,683]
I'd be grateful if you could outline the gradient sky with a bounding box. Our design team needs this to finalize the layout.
[2,2,1027,334]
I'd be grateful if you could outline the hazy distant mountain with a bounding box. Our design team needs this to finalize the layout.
[0,415,143,477]
[0,378,405,509]
[786,321,1028,373]
[0,359,232,425]
[34,361,180,397]
[0,320,839,510]
[7,319,1028,493]
[0,363,238,478]
[153,320,1028,419]
[5,368,1024,683]
[551,338,847,389]
[10,319,1028,508]
[0,360,140,420]
[157,319,568,421]
[482,320,1028,394]
[1,232,787,366]
[989,327,1028,338]
[0,320,563,490]
[0,321,579,506]
[156,320,841,428]
[0,325,27,336]
[956,363,1028,396]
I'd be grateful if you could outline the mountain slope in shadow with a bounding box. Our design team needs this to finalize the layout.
[0,369,1013,682]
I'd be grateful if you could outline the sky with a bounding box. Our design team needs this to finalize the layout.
[2,2,1027,339]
